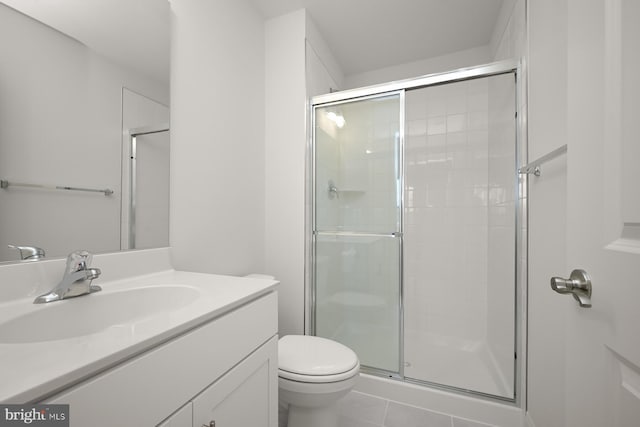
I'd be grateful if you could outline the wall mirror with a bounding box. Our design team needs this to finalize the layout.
[0,0,170,263]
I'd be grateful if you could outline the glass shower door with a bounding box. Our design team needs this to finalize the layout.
[312,93,402,374]
[403,73,517,398]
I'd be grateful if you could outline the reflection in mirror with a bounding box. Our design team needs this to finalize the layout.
[0,3,170,263]
[122,113,170,251]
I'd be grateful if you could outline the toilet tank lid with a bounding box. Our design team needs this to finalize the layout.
[278,335,359,376]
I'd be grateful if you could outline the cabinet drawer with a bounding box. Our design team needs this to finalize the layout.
[46,292,277,427]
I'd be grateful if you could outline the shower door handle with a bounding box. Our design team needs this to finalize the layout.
[550,269,592,308]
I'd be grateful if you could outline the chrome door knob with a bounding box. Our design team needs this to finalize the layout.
[551,269,592,308]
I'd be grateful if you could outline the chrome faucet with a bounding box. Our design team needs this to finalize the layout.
[8,244,45,260]
[33,250,102,304]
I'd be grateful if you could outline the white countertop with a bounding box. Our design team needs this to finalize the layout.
[0,269,277,403]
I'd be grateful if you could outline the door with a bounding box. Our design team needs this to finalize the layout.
[403,74,518,399]
[192,336,278,427]
[562,0,640,425]
[312,93,402,374]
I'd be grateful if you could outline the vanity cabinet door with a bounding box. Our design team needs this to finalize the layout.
[192,336,278,427]
[158,403,192,427]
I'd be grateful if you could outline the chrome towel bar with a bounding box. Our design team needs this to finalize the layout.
[0,179,113,196]
[518,144,567,176]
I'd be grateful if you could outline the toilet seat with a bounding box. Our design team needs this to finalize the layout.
[279,362,360,383]
[278,335,359,383]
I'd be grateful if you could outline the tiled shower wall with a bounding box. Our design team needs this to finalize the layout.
[404,78,491,348]
[403,73,517,398]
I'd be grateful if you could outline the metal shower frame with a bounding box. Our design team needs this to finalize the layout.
[305,59,525,405]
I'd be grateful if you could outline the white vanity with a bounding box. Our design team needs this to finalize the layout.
[0,248,279,426]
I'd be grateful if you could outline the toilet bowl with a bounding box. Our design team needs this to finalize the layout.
[278,335,360,427]
[243,275,360,427]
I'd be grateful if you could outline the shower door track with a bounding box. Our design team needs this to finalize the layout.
[311,60,518,105]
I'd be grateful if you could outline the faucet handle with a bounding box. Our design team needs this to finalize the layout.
[66,250,92,272]
[8,245,45,260]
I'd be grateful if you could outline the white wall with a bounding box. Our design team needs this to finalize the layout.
[526,0,569,425]
[305,14,344,96]
[264,9,345,336]
[485,0,527,402]
[306,40,340,97]
[0,3,168,262]
[490,0,526,61]
[343,46,491,90]
[169,0,265,275]
[264,9,306,336]
[172,1,433,340]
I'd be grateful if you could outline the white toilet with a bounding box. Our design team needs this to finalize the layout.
[278,335,360,427]
[243,275,360,427]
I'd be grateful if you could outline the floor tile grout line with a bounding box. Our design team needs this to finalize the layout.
[381,398,389,426]
[378,393,459,422]
[348,390,496,427]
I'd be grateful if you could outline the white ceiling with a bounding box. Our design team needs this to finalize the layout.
[1,0,170,86]
[2,0,505,85]
[248,0,506,75]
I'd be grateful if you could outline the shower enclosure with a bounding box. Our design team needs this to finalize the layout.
[309,61,521,401]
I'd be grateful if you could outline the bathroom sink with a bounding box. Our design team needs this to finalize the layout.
[0,285,200,344]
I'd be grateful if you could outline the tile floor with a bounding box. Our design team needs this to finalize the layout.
[337,391,496,427]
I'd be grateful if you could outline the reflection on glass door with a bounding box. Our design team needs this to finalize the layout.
[313,93,402,374]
